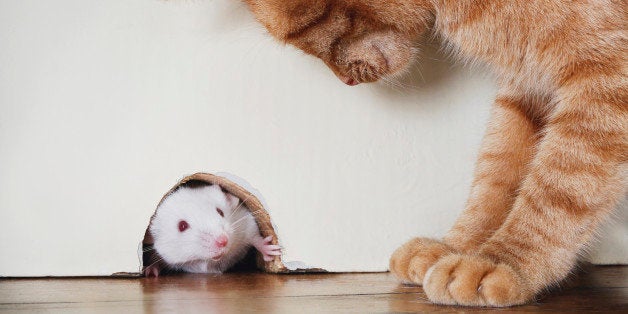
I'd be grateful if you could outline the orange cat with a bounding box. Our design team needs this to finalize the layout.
[244,0,627,307]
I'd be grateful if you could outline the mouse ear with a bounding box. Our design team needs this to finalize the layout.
[141,172,323,274]
[224,192,240,210]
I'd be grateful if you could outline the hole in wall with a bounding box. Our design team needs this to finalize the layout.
[139,172,325,276]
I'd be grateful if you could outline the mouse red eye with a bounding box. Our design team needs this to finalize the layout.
[216,208,224,217]
[178,220,189,232]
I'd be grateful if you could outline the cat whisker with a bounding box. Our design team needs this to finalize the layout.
[380,75,418,92]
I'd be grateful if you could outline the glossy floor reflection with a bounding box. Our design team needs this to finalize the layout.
[1,266,626,313]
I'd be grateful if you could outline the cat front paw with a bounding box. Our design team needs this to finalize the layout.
[254,236,282,262]
[423,254,533,307]
[389,237,455,285]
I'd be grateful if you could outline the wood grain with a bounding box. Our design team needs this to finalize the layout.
[0,266,625,313]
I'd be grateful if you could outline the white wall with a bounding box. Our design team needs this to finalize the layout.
[0,0,625,276]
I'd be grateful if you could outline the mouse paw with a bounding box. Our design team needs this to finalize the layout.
[423,254,533,307]
[254,236,282,262]
[389,237,455,285]
[144,265,160,277]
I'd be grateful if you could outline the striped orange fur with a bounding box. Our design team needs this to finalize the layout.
[245,0,628,307]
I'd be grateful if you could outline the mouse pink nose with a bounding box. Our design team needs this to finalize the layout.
[215,234,228,248]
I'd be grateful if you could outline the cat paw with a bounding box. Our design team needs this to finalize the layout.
[254,236,282,262]
[389,238,455,285]
[423,254,533,307]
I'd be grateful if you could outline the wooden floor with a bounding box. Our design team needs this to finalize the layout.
[0,266,626,313]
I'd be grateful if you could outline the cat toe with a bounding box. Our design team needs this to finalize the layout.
[389,237,455,285]
[423,254,532,307]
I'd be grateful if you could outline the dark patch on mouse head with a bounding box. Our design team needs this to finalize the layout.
[178,180,210,190]
[175,181,240,216]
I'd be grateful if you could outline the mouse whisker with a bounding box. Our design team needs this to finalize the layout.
[237,209,264,220]
[227,193,254,220]
[229,215,252,229]
[227,202,243,220]
[230,209,263,228]
[230,223,251,234]
[231,214,266,235]
[145,256,164,270]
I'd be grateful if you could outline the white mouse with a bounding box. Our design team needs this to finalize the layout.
[144,184,281,276]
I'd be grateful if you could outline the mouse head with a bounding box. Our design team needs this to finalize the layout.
[150,184,241,266]
[245,0,420,85]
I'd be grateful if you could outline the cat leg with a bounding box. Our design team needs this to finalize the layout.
[444,94,540,252]
[423,83,627,306]
[390,93,538,285]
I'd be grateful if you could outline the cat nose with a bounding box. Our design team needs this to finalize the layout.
[345,78,358,86]
[215,234,228,248]
[336,73,359,86]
